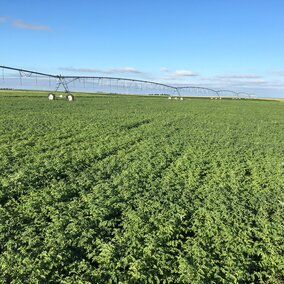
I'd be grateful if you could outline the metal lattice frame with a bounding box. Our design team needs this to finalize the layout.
[0,65,256,100]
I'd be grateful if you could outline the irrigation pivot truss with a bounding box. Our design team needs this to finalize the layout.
[0,65,256,101]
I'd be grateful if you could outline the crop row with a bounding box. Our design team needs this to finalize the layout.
[0,95,283,283]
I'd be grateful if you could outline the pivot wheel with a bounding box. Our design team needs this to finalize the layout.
[48,93,56,100]
[66,94,75,101]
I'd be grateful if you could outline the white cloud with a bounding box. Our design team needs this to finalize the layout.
[12,19,51,31]
[60,67,101,73]
[0,16,8,23]
[108,67,143,74]
[268,70,284,77]
[0,16,51,31]
[198,73,269,88]
[160,67,170,72]
[217,74,262,79]
[60,66,145,75]
[162,69,199,81]
[230,79,267,86]
[174,70,199,77]
[199,76,284,91]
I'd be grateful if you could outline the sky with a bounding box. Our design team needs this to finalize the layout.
[1,0,284,97]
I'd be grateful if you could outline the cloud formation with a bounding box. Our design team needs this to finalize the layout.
[60,67,101,73]
[198,76,284,92]
[160,67,170,72]
[228,79,267,86]
[108,67,143,74]
[174,70,199,77]
[0,15,51,31]
[12,19,51,31]
[162,69,199,81]
[217,74,262,79]
[269,70,284,77]
[0,16,8,22]
[198,72,269,88]
[60,67,144,75]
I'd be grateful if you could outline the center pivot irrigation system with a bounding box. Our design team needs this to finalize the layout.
[0,65,256,101]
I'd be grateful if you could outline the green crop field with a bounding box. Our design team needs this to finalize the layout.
[0,92,284,283]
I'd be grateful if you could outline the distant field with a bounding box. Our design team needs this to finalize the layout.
[261,97,284,102]
[0,92,283,283]
[1,89,283,101]
[0,89,111,97]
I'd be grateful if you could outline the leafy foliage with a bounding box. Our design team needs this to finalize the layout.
[0,94,283,283]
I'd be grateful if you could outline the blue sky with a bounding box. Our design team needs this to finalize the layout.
[1,0,284,97]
